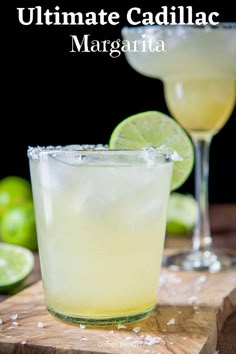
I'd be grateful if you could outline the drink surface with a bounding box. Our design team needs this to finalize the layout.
[122,24,236,80]
[29,149,173,318]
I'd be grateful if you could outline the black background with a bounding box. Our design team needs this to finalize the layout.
[5,0,236,203]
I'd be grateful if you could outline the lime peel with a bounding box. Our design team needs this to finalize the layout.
[0,176,32,218]
[0,201,38,251]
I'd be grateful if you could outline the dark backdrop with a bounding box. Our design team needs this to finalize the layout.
[5,0,236,203]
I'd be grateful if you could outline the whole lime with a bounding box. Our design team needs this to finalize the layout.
[166,192,197,235]
[0,201,38,251]
[0,176,32,217]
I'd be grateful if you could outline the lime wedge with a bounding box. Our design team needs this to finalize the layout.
[109,111,194,191]
[166,192,197,235]
[0,243,34,293]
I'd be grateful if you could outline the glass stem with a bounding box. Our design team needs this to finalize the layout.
[191,134,212,252]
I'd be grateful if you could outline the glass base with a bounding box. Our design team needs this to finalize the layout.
[47,305,155,326]
[162,250,236,272]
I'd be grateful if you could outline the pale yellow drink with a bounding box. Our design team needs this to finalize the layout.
[122,24,236,135]
[164,77,235,137]
[28,146,173,325]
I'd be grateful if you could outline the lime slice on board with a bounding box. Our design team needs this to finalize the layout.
[166,192,198,235]
[109,111,194,191]
[0,243,34,293]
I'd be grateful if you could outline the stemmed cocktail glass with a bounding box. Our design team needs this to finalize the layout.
[122,23,236,272]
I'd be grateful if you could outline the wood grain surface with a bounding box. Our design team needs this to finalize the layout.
[0,267,235,354]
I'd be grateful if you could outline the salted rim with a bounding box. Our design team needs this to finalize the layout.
[27,145,181,163]
[122,22,236,34]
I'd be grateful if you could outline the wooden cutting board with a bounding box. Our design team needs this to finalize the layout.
[0,268,236,354]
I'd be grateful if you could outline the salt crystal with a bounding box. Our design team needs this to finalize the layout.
[188,296,202,304]
[37,321,46,328]
[10,314,18,321]
[5,335,13,339]
[79,324,86,329]
[188,296,198,304]
[125,336,132,340]
[109,330,114,334]
[21,341,27,345]
[80,337,88,341]
[182,337,187,340]
[159,273,182,285]
[0,318,3,325]
[117,324,126,329]
[169,342,174,345]
[144,335,160,345]
[193,305,199,310]
[12,322,19,326]
[198,275,207,283]
[132,327,141,333]
[178,311,182,314]
[166,318,175,325]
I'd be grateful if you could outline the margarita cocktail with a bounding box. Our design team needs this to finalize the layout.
[122,23,236,271]
[28,145,173,325]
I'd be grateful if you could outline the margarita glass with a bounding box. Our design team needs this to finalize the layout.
[122,23,236,272]
[28,145,174,325]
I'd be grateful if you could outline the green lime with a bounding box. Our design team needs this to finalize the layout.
[0,242,34,293]
[109,111,194,191]
[0,201,38,251]
[0,176,32,217]
[166,192,197,235]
